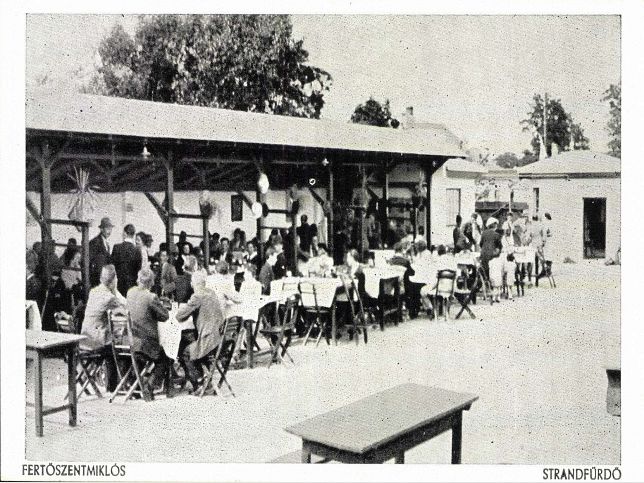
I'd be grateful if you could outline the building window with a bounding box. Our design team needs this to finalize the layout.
[446,188,461,226]
[533,187,540,215]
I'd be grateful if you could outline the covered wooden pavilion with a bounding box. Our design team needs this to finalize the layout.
[26,90,464,300]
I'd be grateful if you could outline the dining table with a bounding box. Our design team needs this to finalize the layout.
[286,383,478,464]
[26,330,87,436]
[271,277,345,345]
[158,290,286,369]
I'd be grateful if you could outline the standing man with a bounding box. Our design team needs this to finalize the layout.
[452,215,467,254]
[111,223,142,296]
[296,214,313,254]
[89,217,114,287]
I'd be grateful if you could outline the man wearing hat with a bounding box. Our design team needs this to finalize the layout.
[89,217,114,287]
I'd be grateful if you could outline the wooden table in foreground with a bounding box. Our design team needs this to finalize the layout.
[26,330,86,437]
[285,383,478,464]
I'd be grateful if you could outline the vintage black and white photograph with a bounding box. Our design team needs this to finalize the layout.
[3,4,642,481]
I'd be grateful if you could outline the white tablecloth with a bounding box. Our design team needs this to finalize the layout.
[271,277,342,308]
[513,247,536,264]
[26,300,42,331]
[158,305,194,360]
[362,266,406,299]
[158,294,282,359]
[371,250,395,267]
[454,253,480,266]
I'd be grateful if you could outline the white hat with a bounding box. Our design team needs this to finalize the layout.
[486,217,499,228]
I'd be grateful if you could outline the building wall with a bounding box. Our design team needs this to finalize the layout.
[522,176,621,262]
[429,166,479,247]
[26,188,327,256]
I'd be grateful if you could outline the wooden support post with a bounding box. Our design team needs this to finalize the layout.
[291,209,298,274]
[327,164,334,252]
[39,142,53,285]
[381,161,389,245]
[425,166,433,246]
[165,152,175,250]
[202,217,210,270]
[256,187,264,261]
[359,165,367,257]
[81,224,90,301]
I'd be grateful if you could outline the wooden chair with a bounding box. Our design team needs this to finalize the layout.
[260,294,299,368]
[338,275,369,344]
[55,312,105,400]
[434,270,457,321]
[452,271,476,320]
[299,281,331,347]
[107,310,156,403]
[536,252,556,288]
[199,316,243,398]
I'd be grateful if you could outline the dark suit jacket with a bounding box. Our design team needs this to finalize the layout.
[259,262,275,295]
[126,286,169,360]
[89,234,111,287]
[111,241,142,296]
[176,287,225,361]
[480,228,502,262]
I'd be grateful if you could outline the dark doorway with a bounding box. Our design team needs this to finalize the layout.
[583,198,606,258]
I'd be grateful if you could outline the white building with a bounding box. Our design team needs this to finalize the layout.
[517,151,621,262]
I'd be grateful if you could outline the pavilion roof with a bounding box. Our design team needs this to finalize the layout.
[26,90,465,159]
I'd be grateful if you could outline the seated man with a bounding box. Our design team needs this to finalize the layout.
[127,268,171,400]
[389,242,419,318]
[419,245,455,316]
[80,264,126,393]
[175,271,227,393]
[258,246,278,295]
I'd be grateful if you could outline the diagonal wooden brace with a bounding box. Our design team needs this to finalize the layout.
[143,192,170,225]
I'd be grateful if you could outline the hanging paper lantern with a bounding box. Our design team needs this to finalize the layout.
[68,167,99,230]
[251,202,263,219]
[258,172,270,194]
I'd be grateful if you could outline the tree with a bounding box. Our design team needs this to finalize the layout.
[494,152,520,169]
[519,149,538,166]
[602,82,621,157]
[521,94,572,158]
[569,119,590,150]
[86,15,332,119]
[350,97,399,128]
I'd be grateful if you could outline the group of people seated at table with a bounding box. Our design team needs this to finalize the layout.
[79,260,242,400]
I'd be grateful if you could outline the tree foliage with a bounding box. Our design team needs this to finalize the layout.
[86,15,332,118]
[569,119,590,150]
[602,82,621,157]
[350,97,400,128]
[521,94,589,157]
[494,152,520,169]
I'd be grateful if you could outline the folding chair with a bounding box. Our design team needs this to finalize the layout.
[338,275,370,344]
[536,252,556,288]
[199,316,243,398]
[434,270,456,321]
[299,281,331,347]
[55,312,106,400]
[107,310,156,403]
[260,294,299,368]
[453,271,476,320]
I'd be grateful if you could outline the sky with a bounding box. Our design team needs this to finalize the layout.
[26,14,620,156]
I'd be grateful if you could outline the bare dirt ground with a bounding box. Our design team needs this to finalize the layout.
[25,260,620,464]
